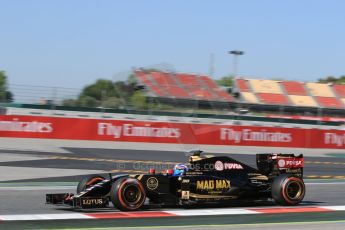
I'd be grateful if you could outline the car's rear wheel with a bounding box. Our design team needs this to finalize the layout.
[77,174,105,193]
[111,178,146,211]
[271,174,305,205]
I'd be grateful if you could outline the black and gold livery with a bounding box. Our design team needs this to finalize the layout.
[46,151,305,211]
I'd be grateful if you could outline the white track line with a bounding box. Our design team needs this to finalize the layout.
[305,182,345,185]
[165,208,258,216]
[0,186,75,191]
[322,206,345,211]
[1,205,345,221]
[0,213,92,221]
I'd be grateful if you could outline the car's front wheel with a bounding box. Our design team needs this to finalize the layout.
[77,174,105,193]
[271,174,305,205]
[110,178,146,211]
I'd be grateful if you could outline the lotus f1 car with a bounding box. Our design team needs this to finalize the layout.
[46,151,305,211]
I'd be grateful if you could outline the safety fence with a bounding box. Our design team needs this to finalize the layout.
[0,115,344,149]
[266,114,345,122]
[2,103,344,126]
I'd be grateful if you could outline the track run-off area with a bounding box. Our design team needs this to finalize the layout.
[0,138,345,229]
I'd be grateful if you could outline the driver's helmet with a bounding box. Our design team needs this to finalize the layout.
[173,163,188,176]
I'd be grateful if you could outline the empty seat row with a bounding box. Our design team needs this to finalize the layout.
[289,95,317,107]
[306,83,335,97]
[315,96,343,108]
[249,79,283,94]
[150,72,177,86]
[333,84,345,108]
[281,81,308,95]
[176,73,201,87]
[334,84,345,97]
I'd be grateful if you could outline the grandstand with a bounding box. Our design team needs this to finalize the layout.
[134,69,345,116]
[234,78,344,109]
[135,70,234,102]
[135,70,344,110]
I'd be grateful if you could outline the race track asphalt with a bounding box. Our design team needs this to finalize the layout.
[1,145,345,229]
[0,181,345,215]
[0,181,345,230]
[1,147,345,182]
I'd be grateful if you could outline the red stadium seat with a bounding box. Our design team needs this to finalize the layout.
[161,86,190,99]
[216,90,235,101]
[148,85,169,97]
[176,74,201,87]
[200,76,219,89]
[150,72,177,86]
[333,84,345,98]
[200,76,234,101]
[281,81,307,96]
[257,93,290,105]
[315,97,344,108]
[135,71,152,85]
[236,79,250,92]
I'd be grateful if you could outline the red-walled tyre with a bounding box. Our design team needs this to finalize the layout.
[111,178,146,211]
[272,174,305,206]
[77,174,105,193]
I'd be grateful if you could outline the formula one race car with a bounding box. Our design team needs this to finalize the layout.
[46,151,305,211]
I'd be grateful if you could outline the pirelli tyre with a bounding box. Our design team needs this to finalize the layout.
[77,174,106,194]
[111,178,146,211]
[272,174,305,206]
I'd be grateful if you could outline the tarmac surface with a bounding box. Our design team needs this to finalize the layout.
[0,138,345,229]
[0,147,345,182]
[0,181,345,215]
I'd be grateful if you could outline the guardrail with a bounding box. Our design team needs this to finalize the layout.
[2,103,344,127]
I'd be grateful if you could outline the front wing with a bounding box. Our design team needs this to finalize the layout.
[46,193,109,209]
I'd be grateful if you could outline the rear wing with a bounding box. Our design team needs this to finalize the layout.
[256,153,304,179]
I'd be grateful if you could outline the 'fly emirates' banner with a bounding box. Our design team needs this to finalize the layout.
[0,115,344,149]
